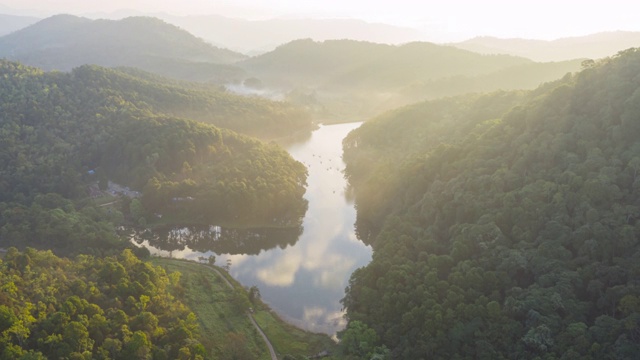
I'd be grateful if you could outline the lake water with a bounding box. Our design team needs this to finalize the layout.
[132,122,372,335]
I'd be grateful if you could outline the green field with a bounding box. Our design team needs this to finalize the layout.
[149,257,337,359]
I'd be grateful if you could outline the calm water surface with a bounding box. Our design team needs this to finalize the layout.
[133,122,372,335]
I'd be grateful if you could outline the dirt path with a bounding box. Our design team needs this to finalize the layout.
[97,200,119,207]
[211,267,234,289]
[248,313,278,360]
[206,265,278,360]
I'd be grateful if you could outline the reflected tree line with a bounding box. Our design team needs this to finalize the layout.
[128,225,303,256]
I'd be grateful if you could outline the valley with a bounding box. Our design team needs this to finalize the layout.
[1,4,640,359]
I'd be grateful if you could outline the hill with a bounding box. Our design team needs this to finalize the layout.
[160,14,426,54]
[0,13,39,36]
[0,60,308,253]
[0,248,207,359]
[0,15,248,83]
[70,65,313,139]
[340,49,640,358]
[241,39,581,120]
[241,39,531,88]
[453,31,640,61]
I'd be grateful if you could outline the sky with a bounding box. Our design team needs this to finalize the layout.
[1,0,640,41]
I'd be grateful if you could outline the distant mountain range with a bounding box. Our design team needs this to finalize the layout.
[0,15,248,83]
[0,13,607,120]
[452,32,640,62]
[0,14,39,36]
[158,14,426,54]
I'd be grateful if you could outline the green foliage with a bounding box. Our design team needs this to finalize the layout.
[0,60,309,252]
[338,321,380,358]
[0,248,204,359]
[241,39,581,120]
[150,258,337,359]
[342,49,640,358]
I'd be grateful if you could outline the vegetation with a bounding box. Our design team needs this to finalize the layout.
[241,39,581,120]
[0,60,308,253]
[149,257,337,360]
[341,49,640,358]
[73,66,313,139]
[0,248,205,359]
[0,15,247,83]
[131,226,303,256]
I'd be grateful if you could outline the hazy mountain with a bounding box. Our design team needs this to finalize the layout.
[453,31,640,61]
[241,39,532,88]
[0,14,40,36]
[0,14,248,82]
[156,14,426,54]
[239,39,581,120]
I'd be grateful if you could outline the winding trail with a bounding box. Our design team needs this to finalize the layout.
[210,267,234,289]
[206,264,278,360]
[247,313,278,360]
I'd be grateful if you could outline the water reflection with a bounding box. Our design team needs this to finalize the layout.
[132,122,372,335]
[129,225,303,255]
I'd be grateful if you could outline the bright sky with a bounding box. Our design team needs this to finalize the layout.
[2,0,640,41]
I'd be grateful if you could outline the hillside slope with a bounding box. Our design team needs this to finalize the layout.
[0,15,247,83]
[0,61,308,254]
[241,39,581,120]
[341,49,640,358]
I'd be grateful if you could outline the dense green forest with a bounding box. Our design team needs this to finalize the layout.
[341,49,640,358]
[0,248,205,359]
[0,60,308,253]
[0,15,247,83]
[72,66,313,139]
[240,39,581,120]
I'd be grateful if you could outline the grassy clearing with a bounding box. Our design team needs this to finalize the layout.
[252,309,337,357]
[149,257,338,359]
[149,257,271,360]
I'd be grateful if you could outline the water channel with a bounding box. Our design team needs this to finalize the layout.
[132,122,372,335]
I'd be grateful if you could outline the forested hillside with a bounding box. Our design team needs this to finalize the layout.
[0,15,247,83]
[0,248,205,359]
[340,49,640,358]
[0,60,308,253]
[241,39,581,120]
[242,39,531,88]
[69,66,313,139]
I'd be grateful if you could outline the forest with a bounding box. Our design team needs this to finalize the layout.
[0,247,205,359]
[340,49,640,359]
[0,60,309,255]
[240,39,582,120]
[2,7,640,360]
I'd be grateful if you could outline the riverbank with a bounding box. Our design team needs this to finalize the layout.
[149,257,337,359]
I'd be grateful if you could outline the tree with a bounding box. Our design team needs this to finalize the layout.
[63,321,94,354]
[338,321,379,358]
[248,286,261,305]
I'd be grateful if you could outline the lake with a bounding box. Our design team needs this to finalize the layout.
[131,122,372,335]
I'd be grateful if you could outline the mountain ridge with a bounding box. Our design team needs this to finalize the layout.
[0,14,248,82]
[453,31,640,61]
